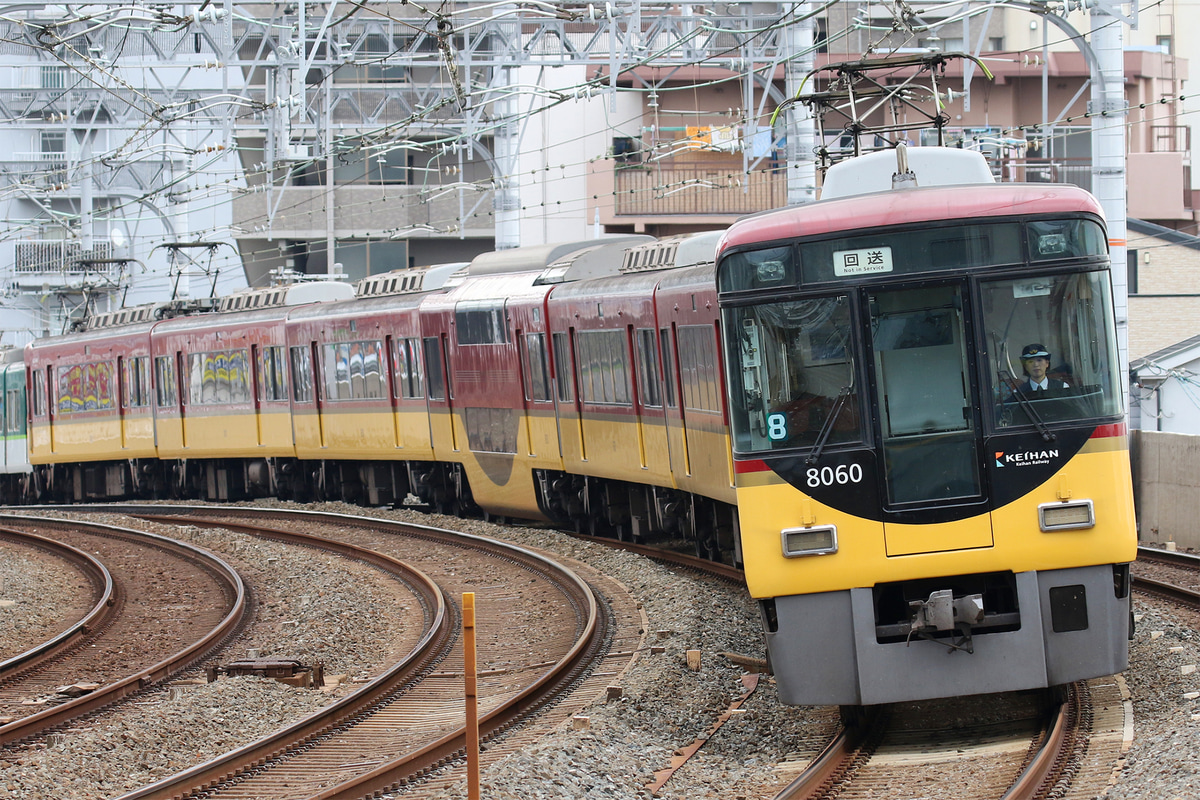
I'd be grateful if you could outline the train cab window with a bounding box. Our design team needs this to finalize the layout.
[722,295,861,453]
[981,270,1122,429]
[155,356,177,407]
[290,346,314,403]
[718,246,794,292]
[869,285,980,505]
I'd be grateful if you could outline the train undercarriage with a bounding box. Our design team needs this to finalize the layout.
[22,457,740,565]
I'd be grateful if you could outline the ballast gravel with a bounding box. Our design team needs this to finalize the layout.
[0,504,1190,800]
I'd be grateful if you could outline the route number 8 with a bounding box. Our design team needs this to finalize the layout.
[766,413,787,440]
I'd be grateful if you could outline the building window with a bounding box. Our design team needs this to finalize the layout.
[1157,36,1172,55]
[1127,250,1139,295]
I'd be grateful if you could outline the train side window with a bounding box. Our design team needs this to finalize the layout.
[5,388,23,434]
[524,332,551,402]
[125,356,151,407]
[678,325,720,412]
[189,350,250,405]
[635,328,663,407]
[32,370,46,417]
[393,338,425,399]
[423,336,445,400]
[289,346,314,403]
[155,356,177,407]
[258,346,289,402]
[56,362,116,414]
[659,328,677,408]
[551,332,573,403]
[576,330,631,406]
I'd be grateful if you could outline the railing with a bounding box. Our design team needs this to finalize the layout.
[1151,125,1191,153]
[13,241,113,274]
[613,162,785,216]
[994,157,1093,193]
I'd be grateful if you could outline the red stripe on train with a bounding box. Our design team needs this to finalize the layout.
[733,459,771,474]
[1091,422,1126,438]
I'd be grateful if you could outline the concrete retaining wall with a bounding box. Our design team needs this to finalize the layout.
[1132,429,1200,549]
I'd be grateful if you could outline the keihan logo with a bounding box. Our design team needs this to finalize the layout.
[995,449,1059,468]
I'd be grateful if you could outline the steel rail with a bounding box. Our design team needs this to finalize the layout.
[770,726,859,800]
[1133,576,1200,610]
[1001,684,1085,800]
[109,506,602,800]
[0,527,114,679]
[1137,545,1200,570]
[117,516,448,800]
[0,513,246,748]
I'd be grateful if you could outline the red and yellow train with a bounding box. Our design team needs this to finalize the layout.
[17,146,1136,707]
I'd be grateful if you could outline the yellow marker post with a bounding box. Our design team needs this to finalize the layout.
[462,592,480,800]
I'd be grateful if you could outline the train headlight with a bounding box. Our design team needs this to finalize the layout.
[781,525,837,557]
[1038,500,1095,531]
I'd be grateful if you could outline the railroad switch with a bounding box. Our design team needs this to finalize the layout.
[206,658,325,688]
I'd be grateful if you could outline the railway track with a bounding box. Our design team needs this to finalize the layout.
[0,514,245,745]
[15,505,621,800]
[0,527,113,682]
[1135,545,1200,609]
[769,680,1131,800]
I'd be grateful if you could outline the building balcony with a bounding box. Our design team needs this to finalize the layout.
[591,157,787,229]
[231,183,496,240]
[7,241,118,291]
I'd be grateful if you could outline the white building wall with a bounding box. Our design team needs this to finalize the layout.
[515,65,643,246]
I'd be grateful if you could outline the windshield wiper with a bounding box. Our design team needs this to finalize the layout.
[1007,384,1057,442]
[806,386,852,465]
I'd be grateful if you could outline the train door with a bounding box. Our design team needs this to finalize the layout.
[551,329,585,463]
[117,355,129,449]
[659,325,684,477]
[867,282,992,554]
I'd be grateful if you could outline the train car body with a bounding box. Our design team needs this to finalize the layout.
[26,321,158,499]
[284,273,451,507]
[150,306,296,498]
[0,349,30,501]
[717,147,1136,705]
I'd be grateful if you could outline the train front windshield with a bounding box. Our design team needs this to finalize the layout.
[721,217,1123,507]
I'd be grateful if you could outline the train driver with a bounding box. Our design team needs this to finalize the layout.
[1012,343,1069,395]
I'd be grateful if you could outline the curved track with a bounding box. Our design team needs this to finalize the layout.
[0,527,114,679]
[0,514,245,746]
[47,506,612,800]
